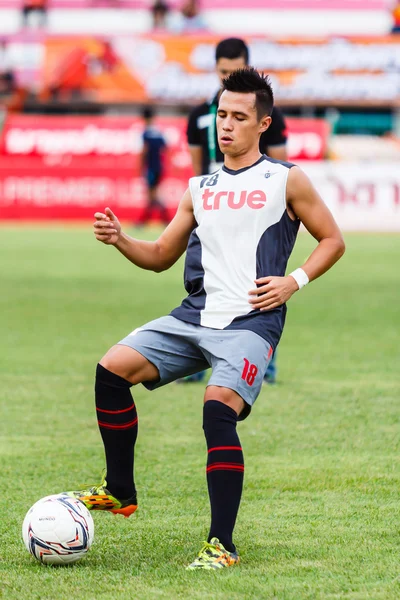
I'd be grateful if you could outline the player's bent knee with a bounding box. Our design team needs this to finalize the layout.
[95,362,132,389]
[99,344,159,385]
[204,386,245,417]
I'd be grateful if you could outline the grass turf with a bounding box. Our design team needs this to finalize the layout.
[0,227,399,599]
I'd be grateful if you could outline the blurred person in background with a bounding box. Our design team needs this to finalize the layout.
[0,71,15,97]
[180,0,206,31]
[22,0,47,28]
[187,38,288,175]
[139,106,169,226]
[392,1,400,32]
[151,0,170,30]
[181,37,287,384]
[170,0,207,32]
[0,71,26,113]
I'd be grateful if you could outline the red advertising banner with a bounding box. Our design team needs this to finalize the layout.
[0,160,193,221]
[0,114,193,220]
[0,114,329,220]
[0,114,329,161]
[286,118,330,161]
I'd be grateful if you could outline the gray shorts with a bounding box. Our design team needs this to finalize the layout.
[118,316,272,419]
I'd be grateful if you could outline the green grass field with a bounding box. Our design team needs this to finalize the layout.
[1,226,399,600]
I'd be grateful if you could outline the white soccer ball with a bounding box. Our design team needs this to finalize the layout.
[22,494,94,565]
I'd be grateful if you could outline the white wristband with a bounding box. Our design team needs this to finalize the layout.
[289,268,309,290]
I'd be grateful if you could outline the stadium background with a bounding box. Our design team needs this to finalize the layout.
[0,0,399,227]
[1,2,400,599]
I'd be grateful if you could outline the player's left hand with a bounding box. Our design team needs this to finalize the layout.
[248,276,299,311]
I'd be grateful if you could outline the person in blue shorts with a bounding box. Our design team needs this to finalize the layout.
[66,69,345,569]
[139,106,169,225]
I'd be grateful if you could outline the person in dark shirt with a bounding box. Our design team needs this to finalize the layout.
[139,106,169,225]
[183,37,286,384]
[187,37,288,176]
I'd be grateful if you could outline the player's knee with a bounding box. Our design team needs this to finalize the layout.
[98,356,127,378]
[204,386,245,417]
[95,363,132,389]
[98,350,159,385]
[98,345,140,382]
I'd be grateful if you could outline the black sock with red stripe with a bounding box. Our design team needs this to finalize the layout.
[203,400,244,553]
[95,363,138,501]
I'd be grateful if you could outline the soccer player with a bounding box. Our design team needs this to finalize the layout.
[67,68,345,570]
[138,106,169,225]
[183,36,286,383]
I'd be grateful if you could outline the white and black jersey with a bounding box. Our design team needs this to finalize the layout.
[171,155,300,351]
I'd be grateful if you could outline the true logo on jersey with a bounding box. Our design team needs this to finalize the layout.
[202,188,267,210]
[264,171,276,179]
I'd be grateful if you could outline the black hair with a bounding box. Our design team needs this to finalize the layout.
[215,38,249,65]
[152,0,168,14]
[221,67,274,119]
[142,106,154,120]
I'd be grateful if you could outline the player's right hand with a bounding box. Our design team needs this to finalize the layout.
[93,207,121,245]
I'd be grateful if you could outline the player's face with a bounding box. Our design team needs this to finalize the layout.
[217,90,271,157]
[216,57,247,84]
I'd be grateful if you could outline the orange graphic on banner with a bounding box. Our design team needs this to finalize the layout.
[43,37,147,102]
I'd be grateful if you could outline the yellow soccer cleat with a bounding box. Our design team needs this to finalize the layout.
[186,538,240,570]
[65,476,137,518]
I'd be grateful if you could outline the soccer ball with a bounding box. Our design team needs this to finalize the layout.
[22,494,94,565]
